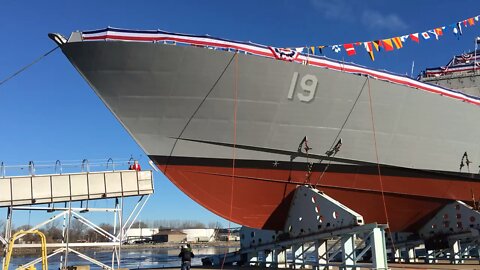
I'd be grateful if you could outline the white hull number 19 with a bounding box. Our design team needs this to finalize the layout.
[287,72,318,102]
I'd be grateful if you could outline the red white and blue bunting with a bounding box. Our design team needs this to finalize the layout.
[81,27,480,106]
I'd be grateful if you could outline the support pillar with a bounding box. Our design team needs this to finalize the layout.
[264,249,274,268]
[425,250,437,264]
[258,250,266,267]
[63,202,72,269]
[406,247,416,263]
[341,234,355,270]
[2,207,12,270]
[393,248,401,262]
[293,244,305,268]
[370,228,387,270]
[276,249,287,268]
[315,240,329,270]
[450,240,463,264]
[248,252,258,266]
[209,186,388,269]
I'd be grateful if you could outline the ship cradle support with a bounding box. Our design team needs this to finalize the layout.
[204,186,389,270]
[390,200,480,265]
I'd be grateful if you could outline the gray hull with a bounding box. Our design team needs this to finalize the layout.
[62,41,480,172]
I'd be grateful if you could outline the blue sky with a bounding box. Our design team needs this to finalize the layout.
[1,0,480,228]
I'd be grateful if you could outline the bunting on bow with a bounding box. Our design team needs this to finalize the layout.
[428,30,439,40]
[364,41,375,61]
[400,35,409,42]
[382,39,394,51]
[469,18,475,26]
[453,22,463,37]
[344,43,356,56]
[392,37,403,49]
[332,45,341,53]
[317,45,325,54]
[269,47,300,61]
[428,27,444,40]
[372,40,382,51]
[410,33,420,43]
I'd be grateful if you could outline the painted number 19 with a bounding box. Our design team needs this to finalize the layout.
[287,72,318,103]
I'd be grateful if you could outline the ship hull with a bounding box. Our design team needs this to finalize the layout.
[151,155,479,232]
[60,39,480,232]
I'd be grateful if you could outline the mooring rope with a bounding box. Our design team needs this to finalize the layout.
[313,77,368,187]
[0,46,59,88]
[366,76,398,258]
[221,52,239,270]
[163,52,238,173]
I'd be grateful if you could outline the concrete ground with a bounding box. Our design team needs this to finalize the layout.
[151,264,480,270]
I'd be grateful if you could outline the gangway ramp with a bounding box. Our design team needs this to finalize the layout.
[0,170,153,207]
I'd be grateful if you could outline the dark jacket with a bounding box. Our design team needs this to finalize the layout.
[179,248,194,262]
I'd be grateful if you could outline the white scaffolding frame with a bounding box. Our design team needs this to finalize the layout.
[1,195,151,270]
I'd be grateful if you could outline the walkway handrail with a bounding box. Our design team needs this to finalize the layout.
[28,161,35,176]
[0,162,4,178]
[55,160,62,174]
[106,158,115,172]
[128,157,134,166]
[0,158,136,176]
[81,159,89,173]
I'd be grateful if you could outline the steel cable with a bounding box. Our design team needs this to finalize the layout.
[0,46,59,88]
[313,76,369,187]
[163,52,238,173]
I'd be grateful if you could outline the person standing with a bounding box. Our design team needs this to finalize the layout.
[129,160,141,171]
[179,244,194,270]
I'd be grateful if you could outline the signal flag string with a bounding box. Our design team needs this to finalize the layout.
[0,46,59,88]
[286,14,480,61]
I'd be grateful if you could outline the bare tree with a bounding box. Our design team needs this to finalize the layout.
[69,218,87,242]
[45,219,60,231]
[0,219,5,236]
[131,221,149,228]
[86,228,97,243]
[207,221,220,229]
[0,219,5,249]
[98,223,114,242]
[148,219,220,229]
[46,224,63,242]
[41,220,63,242]
[15,225,36,243]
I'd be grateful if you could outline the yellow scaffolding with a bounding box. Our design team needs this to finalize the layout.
[3,230,47,270]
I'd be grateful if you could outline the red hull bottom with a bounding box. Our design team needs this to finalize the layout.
[154,157,480,232]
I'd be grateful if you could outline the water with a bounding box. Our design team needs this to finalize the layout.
[4,246,239,270]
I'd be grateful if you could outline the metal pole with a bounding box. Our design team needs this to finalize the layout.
[475,38,477,74]
[64,201,72,269]
[1,162,5,178]
[112,199,118,270]
[118,197,124,268]
[123,195,150,234]
[60,211,67,270]
[410,61,415,78]
[2,207,12,270]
